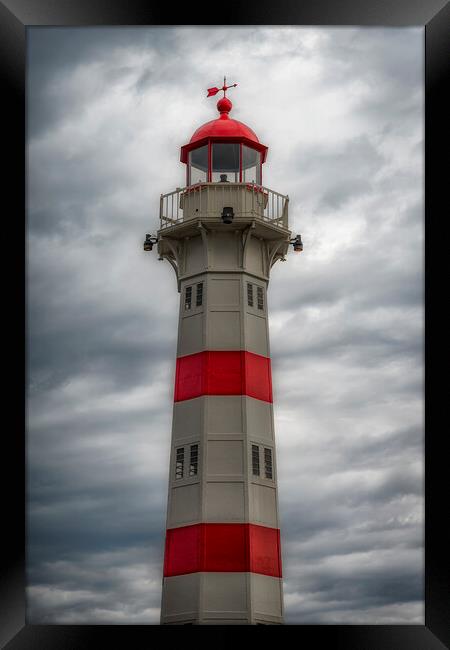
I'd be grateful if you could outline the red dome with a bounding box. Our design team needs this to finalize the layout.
[189,115,261,146]
[180,97,268,164]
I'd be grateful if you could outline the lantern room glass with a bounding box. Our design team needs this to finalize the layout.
[188,145,208,185]
[187,142,263,185]
[242,145,261,184]
[212,143,240,183]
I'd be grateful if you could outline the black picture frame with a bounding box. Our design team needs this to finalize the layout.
[2,0,448,646]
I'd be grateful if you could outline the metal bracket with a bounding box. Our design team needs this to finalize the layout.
[159,236,181,281]
[197,221,210,269]
[268,238,288,269]
[241,221,255,268]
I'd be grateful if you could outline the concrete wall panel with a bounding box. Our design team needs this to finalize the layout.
[245,397,274,440]
[249,483,278,528]
[207,440,244,476]
[207,396,243,433]
[251,574,283,618]
[203,572,248,614]
[209,278,240,307]
[245,312,269,356]
[185,235,204,274]
[179,312,204,356]
[161,573,200,618]
[168,483,201,526]
[205,482,245,521]
[208,311,241,349]
[172,397,204,441]
[246,237,264,275]
[211,232,239,268]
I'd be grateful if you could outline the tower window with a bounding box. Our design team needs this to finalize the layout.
[189,444,199,476]
[196,283,203,307]
[252,445,260,477]
[185,286,192,310]
[175,447,184,480]
[257,286,264,310]
[247,282,254,307]
[264,448,273,479]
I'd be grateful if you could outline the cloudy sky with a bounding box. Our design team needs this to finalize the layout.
[26,26,424,624]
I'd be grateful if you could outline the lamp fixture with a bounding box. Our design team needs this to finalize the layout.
[143,234,158,252]
[221,206,234,224]
[290,234,303,252]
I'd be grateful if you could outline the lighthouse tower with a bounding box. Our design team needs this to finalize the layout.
[145,81,302,625]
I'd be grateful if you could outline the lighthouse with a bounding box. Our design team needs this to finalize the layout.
[144,80,302,625]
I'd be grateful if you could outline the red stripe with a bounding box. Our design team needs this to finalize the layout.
[163,523,282,578]
[174,351,273,403]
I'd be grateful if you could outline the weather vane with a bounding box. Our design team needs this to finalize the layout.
[206,76,237,98]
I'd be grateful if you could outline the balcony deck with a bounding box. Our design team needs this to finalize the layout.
[159,182,289,232]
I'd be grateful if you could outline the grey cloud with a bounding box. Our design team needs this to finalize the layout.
[27,27,180,139]
[298,135,386,211]
[27,546,163,623]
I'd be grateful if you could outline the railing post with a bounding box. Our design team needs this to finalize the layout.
[284,196,289,228]
[252,181,255,217]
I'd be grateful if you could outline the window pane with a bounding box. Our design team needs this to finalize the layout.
[196,283,203,307]
[264,448,273,479]
[243,145,258,168]
[252,445,260,476]
[175,447,184,480]
[242,146,261,184]
[185,286,192,310]
[189,146,208,185]
[189,444,199,477]
[247,282,254,307]
[257,286,264,310]
[212,143,239,183]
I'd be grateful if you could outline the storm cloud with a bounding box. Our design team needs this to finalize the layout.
[26,26,423,624]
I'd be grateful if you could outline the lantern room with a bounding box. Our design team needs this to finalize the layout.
[180,94,268,187]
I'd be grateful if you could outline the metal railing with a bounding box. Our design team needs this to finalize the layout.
[159,182,289,230]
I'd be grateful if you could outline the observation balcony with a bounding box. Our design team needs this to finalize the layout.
[158,182,289,235]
